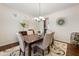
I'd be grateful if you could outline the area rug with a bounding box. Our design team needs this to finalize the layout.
[0,41,67,56]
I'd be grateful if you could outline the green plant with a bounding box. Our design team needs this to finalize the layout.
[20,22,26,28]
[74,35,79,47]
[20,20,26,28]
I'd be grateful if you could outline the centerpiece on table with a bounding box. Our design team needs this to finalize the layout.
[20,20,27,31]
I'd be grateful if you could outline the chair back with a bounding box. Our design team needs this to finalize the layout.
[50,32,55,45]
[42,33,53,48]
[16,33,25,52]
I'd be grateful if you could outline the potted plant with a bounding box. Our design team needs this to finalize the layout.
[74,35,79,47]
[20,20,26,31]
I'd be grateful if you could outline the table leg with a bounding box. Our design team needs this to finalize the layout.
[28,44,31,56]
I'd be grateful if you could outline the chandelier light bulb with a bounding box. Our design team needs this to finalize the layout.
[39,16,45,20]
[34,17,40,21]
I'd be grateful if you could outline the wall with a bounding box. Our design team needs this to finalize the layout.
[0,4,36,46]
[1,4,79,46]
[45,5,79,43]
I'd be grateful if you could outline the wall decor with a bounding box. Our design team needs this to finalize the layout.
[13,13,17,17]
[57,17,65,25]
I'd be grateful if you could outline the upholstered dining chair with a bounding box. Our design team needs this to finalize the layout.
[16,33,28,56]
[50,32,55,47]
[32,32,53,56]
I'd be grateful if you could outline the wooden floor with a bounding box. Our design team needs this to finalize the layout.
[0,42,19,51]
[66,44,79,56]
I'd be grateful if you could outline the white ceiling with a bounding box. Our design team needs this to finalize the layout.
[1,3,79,17]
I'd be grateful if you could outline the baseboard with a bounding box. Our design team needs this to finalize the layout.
[0,42,19,51]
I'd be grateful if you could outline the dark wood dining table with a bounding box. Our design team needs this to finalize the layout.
[23,34,43,56]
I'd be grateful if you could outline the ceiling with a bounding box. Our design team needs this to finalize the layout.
[1,3,79,17]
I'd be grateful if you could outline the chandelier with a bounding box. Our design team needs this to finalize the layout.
[34,3,45,21]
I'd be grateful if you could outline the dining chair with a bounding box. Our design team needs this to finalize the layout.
[32,32,53,56]
[50,32,55,47]
[24,34,39,56]
[16,33,28,56]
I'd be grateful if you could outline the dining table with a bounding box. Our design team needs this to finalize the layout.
[23,34,43,56]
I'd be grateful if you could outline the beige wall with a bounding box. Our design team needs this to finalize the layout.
[0,4,36,46]
[1,4,79,46]
[45,5,79,43]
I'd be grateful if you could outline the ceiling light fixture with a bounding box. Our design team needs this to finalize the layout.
[34,3,45,21]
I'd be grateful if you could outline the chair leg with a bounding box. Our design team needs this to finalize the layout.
[19,49,25,56]
[19,49,21,56]
[23,51,25,56]
[51,40,54,48]
[48,46,50,53]
[42,50,44,56]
